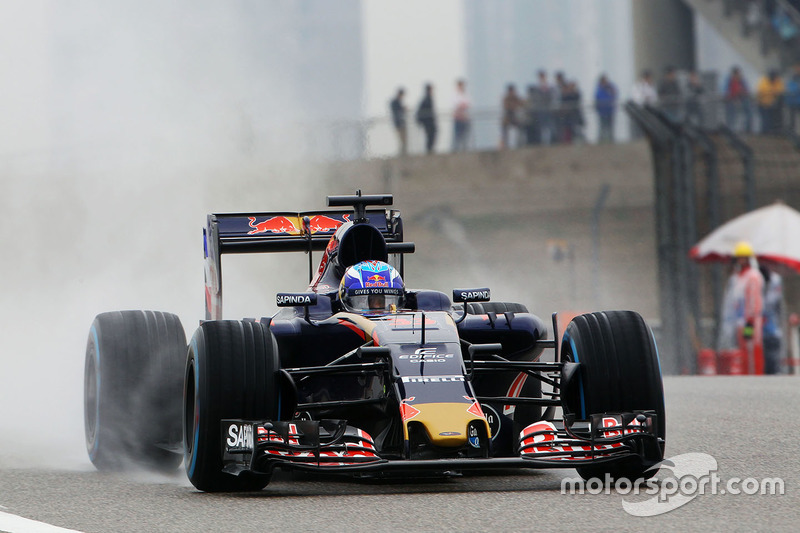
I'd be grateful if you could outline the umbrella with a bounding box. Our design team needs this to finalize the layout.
[689,201,800,274]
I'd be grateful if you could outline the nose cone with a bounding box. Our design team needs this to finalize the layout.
[405,402,490,447]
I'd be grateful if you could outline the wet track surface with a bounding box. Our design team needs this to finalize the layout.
[1,376,798,532]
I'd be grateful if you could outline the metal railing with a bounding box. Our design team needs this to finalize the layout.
[246,93,799,162]
[625,100,800,373]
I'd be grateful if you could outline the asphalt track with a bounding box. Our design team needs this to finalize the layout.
[1,376,798,532]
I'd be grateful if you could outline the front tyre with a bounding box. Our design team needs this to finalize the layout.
[84,311,186,472]
[184,320,280,492]
[561,311,665,481]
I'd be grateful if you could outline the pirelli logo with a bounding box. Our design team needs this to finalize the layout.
[401,375,465,383]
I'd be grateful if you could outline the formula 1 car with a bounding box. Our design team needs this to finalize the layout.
[84,192,665,491]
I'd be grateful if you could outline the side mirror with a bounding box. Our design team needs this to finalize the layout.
[357,346,391,360]
[276,293,318,323]
[276,293,318,307]
[452,288,491,303]
[452,288,490,324]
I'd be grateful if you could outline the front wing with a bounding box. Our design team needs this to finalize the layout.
[220,411,660,476]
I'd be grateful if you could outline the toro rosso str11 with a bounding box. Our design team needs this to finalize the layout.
[83,192,665,492]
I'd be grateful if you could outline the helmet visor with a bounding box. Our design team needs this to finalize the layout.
[343,287,404,313]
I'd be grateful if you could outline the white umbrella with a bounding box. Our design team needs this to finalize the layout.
[689,201,800,273]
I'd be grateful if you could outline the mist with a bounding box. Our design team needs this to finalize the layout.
[0,1,652,475]
[0,1,334,469]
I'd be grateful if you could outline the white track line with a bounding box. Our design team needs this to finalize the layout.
[0,510,83,533]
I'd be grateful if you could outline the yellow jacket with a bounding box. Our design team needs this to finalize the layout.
[756,76,785,107]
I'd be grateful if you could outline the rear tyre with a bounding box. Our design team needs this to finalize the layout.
[84,311,186,472]
[184,320,280,492]
[560,311,665,481]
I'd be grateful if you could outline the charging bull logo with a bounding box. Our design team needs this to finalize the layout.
[365,274,388,287]
[248,214,350,235]
[247,216,301,235]
[307,214,350,233]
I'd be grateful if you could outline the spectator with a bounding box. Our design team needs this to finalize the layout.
[532,70,555,145]
[500,83,524,149]
[771,4,800,41]
[756,69,785,134]
[685,70,705,126]
[594,74,617,143]
[760,266,785,374]
[723,66,753,133]
[416,83,438,154]
[554,71,569,143]
[452,79,471,152]
[389,88,407,156]
[561,81,584,143]
[631,69,658,105]
[631,70,657,140]
[744,0,762,34]
[786,63,800,135]
[523,85,539,145]
[657,65,682,121]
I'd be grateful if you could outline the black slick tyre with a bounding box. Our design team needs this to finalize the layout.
[184,320,280,492]
[84,310,186,472]
[560,311,665,481]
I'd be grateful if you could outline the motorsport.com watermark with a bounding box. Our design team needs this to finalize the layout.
[561,453,785,517]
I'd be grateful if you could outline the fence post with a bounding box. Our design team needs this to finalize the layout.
[653,107,700,375]
[720,124,756,210]
[684,124,723,351]
[625,102,684,374]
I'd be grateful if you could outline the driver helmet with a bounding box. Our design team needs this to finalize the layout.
[339,261,404,313]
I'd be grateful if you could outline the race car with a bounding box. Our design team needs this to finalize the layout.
[84,192,665,492]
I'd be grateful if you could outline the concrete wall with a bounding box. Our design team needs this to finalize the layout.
[318,142,661,321]
[316,135,800,336]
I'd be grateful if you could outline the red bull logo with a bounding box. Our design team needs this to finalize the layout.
[365,274,388,287]
[247,216,301,235]
[307,214,350,233]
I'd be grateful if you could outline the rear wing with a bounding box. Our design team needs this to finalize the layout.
[203,194,411,320]
[209,210,396,254]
